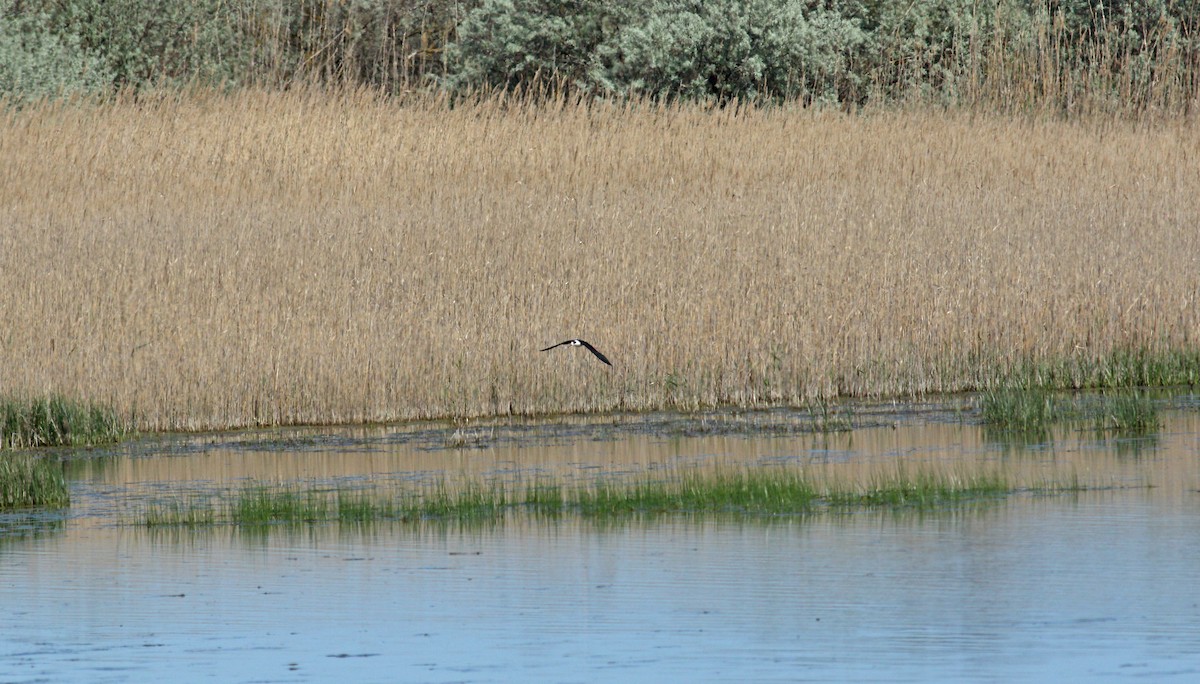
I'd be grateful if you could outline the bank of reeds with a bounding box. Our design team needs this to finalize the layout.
[2,90,1199,431]
[0,453,69,509]
[1,395,128,449]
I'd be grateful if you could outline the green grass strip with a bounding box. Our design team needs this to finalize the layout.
[574,470,821,515]
[140,464,1059,527]
[823,466,1009,508]
[230,485,329,525]
[1004,348,1200,390]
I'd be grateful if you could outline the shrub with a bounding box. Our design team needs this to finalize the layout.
[445,0,867,102]
[443,0,607,94]
[444,0,1200,110]
[40,0,250,90]
[3,0,1198,111]
[0,9,111,102]
[595,0,867,103]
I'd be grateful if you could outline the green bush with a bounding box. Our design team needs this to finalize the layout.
[2,0,1198,110]
[445,0,867,102]
[597,1,867,102]
[443,0,605,94]
[0,9,111,101]
[41,0,250,89]
[4,0,463,97]
[445,0,1200,109]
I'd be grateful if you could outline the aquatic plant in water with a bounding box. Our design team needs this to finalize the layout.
[143,497,216,526]
[822,465,1008,508]
[137,460,1098,528]
[0,453,69,509]
[981,386,1160,440]
[1,395,127,449]
[980,387,1061,436]
[1090,392,1160,436]
[230,486,329,525]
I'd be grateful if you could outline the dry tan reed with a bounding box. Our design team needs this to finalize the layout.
[1,89,1198,431]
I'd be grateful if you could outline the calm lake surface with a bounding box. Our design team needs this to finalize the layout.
[3,397,1200,682]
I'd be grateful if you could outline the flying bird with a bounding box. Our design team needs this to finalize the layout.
[540,339,612,367]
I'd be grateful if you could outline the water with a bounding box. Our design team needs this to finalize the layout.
[3,400,1200,682]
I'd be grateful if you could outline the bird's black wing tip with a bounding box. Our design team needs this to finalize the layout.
[579,340,613,366]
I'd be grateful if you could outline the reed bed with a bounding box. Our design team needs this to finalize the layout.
[2,89,1199,431]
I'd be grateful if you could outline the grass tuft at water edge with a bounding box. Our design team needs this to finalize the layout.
[1,395,128,449]
[0,453,70,509]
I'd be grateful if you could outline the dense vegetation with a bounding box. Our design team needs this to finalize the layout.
[0,452,69,508]
[2,0,1197,114]
[3,90,1198,430]
[139,463,1073,526]
[1,395,127,449]
[2,2,1198,432]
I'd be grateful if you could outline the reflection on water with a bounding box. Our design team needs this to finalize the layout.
[3,399,1200,682]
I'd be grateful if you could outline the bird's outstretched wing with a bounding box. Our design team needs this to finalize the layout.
[577,340,612,366]
[540,339,612,367]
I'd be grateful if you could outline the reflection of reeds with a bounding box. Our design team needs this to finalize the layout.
[4,91,1199,430]
[821,463,1010,508]
[444,427,495,449]
[137,461,1095,527]
[1090,392,1161,436]
[143,495,215,526]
